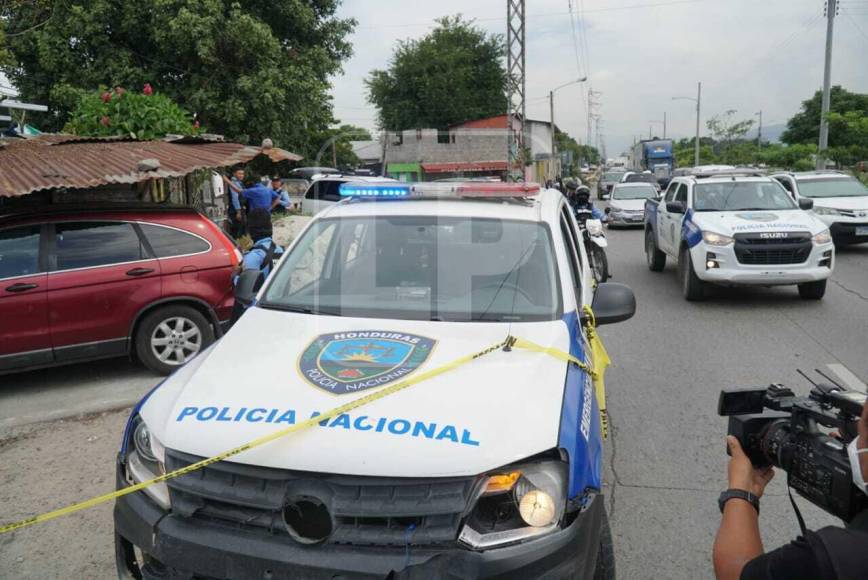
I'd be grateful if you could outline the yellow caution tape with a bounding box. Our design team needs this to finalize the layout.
[0,322,610,534]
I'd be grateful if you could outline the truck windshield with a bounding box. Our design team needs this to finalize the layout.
[795,177,868,198]
[612,185,657,200]
[260,216,561,323]
[693,182,797,212]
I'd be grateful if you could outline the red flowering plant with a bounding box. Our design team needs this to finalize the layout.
[63,85,203,140]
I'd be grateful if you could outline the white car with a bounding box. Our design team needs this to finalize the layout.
[605,182,659,227]
[301,175,398,216]
[114,181,636,579]
[771,171,868,246]
[644,172,835,300]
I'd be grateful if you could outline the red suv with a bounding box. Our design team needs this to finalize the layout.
[0,207,240,375]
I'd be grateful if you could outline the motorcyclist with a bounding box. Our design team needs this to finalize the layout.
[566,178,606,221]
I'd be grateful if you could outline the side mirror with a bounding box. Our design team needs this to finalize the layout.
[666,200,685,214]
[234,268,265,307]
[798,198,814,210]
[590,282,636,326]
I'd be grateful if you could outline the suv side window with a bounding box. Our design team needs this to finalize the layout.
[305,180,342,202]
[0,225,41,279]
[53,221,149,271]
[675,183,688,204]
[138,223,211,258]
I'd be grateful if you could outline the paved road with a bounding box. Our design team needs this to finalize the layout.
[598,225,868,579]
[0,358,157,429]
[1,224,866,579]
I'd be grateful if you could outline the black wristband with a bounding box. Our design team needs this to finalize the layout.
[719,489,760,515]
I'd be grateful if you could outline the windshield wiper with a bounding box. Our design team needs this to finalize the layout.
[257,302,338,316]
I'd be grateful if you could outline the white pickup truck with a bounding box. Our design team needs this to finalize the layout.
[643,171,835,300]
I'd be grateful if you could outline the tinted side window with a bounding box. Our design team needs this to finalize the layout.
[675,184,688,204]
[139,224,210,257]
[323,181,342,202]
[54,222,148,271]
[664,182,679,202]
[0,225,41,279]
[306,180,342,201]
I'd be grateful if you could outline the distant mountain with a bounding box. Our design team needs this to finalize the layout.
[746,123,786,144]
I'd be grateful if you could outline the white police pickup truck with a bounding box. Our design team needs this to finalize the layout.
[115,181,636,579]
[644,171,835,300]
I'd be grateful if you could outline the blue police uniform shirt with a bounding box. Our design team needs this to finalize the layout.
[242,238,284,278]
[229,177,243,211]
[241,184,279,211]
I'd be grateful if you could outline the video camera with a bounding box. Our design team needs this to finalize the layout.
[718,382,868,522]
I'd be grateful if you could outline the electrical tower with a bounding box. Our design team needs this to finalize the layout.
[506,0,526,182]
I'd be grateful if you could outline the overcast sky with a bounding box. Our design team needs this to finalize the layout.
[331,0,868,157]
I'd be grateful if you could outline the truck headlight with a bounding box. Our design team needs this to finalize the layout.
[813,206,842,216]
[458,460,567,549]
[812,229,832,244]
[125,417,170,509]
[701,231,734,246]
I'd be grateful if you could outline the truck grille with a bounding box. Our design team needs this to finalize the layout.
[164,449,480,547]
[733,232,812,265]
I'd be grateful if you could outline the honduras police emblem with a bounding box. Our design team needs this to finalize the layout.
[299,331,436,394]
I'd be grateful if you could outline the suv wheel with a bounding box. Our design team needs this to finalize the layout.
[679,247,705,301]
[798,280,827,300]
[135,305,214,375]
[645,229,666,271]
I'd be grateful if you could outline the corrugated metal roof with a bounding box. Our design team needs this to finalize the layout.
[0,135,303,198]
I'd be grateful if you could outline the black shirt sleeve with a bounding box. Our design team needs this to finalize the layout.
[740,537,825,580]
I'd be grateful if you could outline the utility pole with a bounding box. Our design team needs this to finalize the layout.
[756,110,763,153]
[549,91,555,179]
[695,82,701,167]
[817,0,837,169]
[506,0,526,182]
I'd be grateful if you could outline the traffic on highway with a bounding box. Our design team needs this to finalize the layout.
[2,1,868,579]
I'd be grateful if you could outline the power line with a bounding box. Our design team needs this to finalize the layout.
[353,0,711,30]
[842,7,868,43]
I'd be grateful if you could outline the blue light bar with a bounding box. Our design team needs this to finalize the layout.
[339,183,411,198]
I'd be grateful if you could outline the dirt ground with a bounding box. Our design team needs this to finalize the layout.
[271,213,311,247]
[0,409,129,579]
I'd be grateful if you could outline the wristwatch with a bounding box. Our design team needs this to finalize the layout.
[718,489,760,515]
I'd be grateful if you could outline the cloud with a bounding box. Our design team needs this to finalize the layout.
[333,0,867,156]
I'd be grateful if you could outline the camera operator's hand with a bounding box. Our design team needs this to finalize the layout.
[726,436,774,497]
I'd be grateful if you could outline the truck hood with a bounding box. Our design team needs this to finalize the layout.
[809,196,868,211]
[689,209,826,236]
[140,307,571,477]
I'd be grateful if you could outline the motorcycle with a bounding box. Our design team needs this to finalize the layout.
[574,208,610,283]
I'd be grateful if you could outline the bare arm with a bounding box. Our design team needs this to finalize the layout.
[713,436,774,580]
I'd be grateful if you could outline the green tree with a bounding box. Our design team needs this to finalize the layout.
[366,16,506,130]
[705,110,755,163]
[781,86,868,146]
[63,86,199,139]
[555,128,598,173]
[310,123,374,168]
[0,0,355,157]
